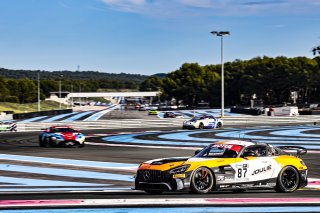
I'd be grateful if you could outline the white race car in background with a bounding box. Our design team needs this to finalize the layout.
[0,120,17,132]
[183,115,223,129]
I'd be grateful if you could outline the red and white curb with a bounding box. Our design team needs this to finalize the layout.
[305,178,320,190]
[1,198,320,209]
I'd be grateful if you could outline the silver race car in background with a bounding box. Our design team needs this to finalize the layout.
[183,115,223,129]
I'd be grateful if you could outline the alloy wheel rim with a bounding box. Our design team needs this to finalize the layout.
[194,169,211,191]
[281,168,298,190]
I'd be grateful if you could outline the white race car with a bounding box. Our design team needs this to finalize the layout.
[0,120,17,132]
[183,115,223,129]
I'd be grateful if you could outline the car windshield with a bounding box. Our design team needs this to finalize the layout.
[190,117,200,122]
[51,128,75,133]
[190,115,214,121]
[195,144,243,158]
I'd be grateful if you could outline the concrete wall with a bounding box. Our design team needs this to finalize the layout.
[0,113,13,121]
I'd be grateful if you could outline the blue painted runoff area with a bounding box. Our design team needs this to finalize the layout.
[215,127,320,141]
[19,116,48,123]
[2,206,320,213]
[84,105,120,121]
[102,126,320,149]
[40,112,78,122]
[270,128,320,137]
[0,176,106,187]
[60,111,93,122]
[0,187,120,192]
[0,154,138,169]
[103,133,213,147]
[0,164,133,182]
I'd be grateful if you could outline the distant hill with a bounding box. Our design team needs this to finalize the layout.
[152,73,167,78]
[0,68,148,82]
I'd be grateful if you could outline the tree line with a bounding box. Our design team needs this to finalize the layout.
[0,68,147,82]
[140,56,320,107]
[1,55,320,106]
[0,77,141,103]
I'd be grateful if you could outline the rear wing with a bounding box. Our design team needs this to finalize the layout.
[277,146,307,157]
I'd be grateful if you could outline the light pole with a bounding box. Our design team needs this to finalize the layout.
[157,87,161,106]
[210,31,230,118]
[59,74,63,109]
[37,71,40,111]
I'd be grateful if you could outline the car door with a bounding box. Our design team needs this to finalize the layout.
[233,145,277,185]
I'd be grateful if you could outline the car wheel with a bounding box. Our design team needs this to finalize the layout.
[78,143,85,148]
[216,122,222,128]
[199,123,204,129]
[39,136,44,147]
[190,167,214,194]
[41,137,50,147]
[144,190,163,195]
[275,166,300,193]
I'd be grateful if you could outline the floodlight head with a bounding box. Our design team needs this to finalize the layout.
[211,31,230,36]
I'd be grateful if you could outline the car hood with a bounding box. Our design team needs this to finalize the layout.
[139,157,190,171]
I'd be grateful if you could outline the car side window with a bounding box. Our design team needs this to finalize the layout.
[243,145,268,157]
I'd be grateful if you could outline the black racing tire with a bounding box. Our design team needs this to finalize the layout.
[217,122,222,128]
[40,137,51,147]
[275,166,300,193]
[39,136,44,147]
[78,143,85,148]
[190,167,214,194]
[199,123,204,129]
[144,190,163,195]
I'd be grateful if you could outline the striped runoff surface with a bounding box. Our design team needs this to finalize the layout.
[0,154,136,193]
[101,125,320,150]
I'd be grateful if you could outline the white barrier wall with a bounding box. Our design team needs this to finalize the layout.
[265,106,299,116]
[0,113,13,121]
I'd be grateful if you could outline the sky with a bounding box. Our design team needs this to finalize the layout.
[0,0,319,75]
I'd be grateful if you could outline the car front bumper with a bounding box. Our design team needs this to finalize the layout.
[135,178,189,191]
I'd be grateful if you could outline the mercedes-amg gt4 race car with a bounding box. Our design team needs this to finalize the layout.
[134,140,308,194]
[39,126,85,148]
[183,115,223,129]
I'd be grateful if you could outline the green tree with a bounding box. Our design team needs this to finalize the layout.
[0,77,10,101]
[18,79,37,103]
[139,76,163,91]
[162,63,220,107]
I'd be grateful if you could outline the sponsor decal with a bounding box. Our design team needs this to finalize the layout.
[266,183,276,187]
[173,173,186,179]
[252,165,272,176]
[213,144,233,149]
[241,184,254,187]
[217,175,234,181]
[236,164,248,168]
[217,176,225,181]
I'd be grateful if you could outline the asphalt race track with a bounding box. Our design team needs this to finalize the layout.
[0,124,320,210]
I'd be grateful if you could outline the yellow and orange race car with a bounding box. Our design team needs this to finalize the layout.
[133,140,308,194]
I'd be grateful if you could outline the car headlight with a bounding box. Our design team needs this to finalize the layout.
[169,165,190,174]
[300,160,306,166]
